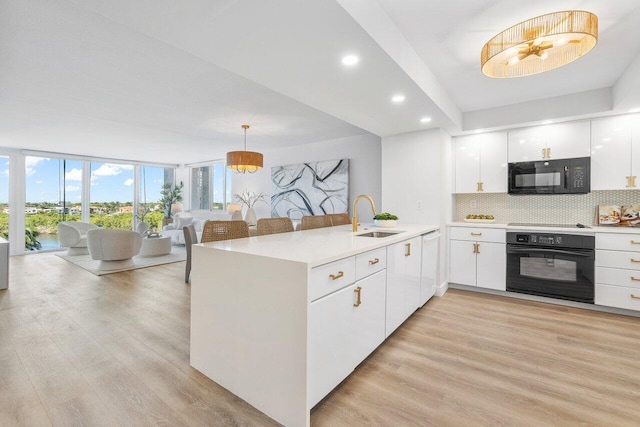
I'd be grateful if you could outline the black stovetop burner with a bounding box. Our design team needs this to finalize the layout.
[508,223,590,229]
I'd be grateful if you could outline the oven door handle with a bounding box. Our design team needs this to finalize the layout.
[507,246,593,257]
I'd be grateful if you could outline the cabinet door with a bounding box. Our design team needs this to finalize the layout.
[386,237,422,336]
[349,270,386,369]
[308,283,357,407]
[476,242,506,291]
[545,121,591,160]
[449,239,477,286]
[508,127,546,162]
[591,115,633,190]
[453,135,481,193]
[479,132,508,193]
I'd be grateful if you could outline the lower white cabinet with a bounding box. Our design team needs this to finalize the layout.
[308,270,386,407]
[595,233,640,311]
[449,227,506,291]
[386,236,422,336]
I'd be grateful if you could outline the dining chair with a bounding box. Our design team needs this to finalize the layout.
[300,215,332,230]
[183,224,198,283]
[201,220,250,243]
[257,217,294,236]
[327,213,351,226]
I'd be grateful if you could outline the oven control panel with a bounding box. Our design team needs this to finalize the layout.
[508,232,594,249]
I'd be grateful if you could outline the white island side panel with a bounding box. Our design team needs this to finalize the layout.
[190,246,310,427]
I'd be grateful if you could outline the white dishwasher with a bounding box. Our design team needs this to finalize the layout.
[420,230,440,306]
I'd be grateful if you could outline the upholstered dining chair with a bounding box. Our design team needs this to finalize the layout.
[327,213,351,226]
[183,224,198,283]
[257,217,294,236]
[201,220,250,243]
[300,215,332,230]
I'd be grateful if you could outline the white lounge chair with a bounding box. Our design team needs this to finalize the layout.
[58,221,100,255]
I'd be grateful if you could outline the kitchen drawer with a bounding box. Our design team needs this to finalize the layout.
[310,257,356,302]
[355,248,386,281]
[595,283,640,311]
[596,267,640,288]
[449,227,505,243]
[596,233,640,252]
[596,250,640,271]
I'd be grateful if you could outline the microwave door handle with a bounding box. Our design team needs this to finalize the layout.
[564,166,569,189]
[507,246,592,257]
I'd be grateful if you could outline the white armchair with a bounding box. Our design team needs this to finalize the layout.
[58,221,100,255]
[87,229,142,271]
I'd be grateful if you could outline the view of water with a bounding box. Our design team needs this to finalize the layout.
[37,233,61,250]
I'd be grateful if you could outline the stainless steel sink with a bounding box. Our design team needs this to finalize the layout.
[356,231,402,238]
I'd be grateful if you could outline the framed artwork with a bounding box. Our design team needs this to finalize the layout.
[271,159,349,219]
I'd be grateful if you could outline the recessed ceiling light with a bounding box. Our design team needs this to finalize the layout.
[629,107,640,113]
[341,55,359,67]
[391,95,405,103]
[420,117,432,123]
[541,120,553,125]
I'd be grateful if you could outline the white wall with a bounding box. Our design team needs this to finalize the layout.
[230,133,382,220]
[381,129,453,291]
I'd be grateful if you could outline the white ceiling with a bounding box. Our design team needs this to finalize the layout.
[1,0,639,164]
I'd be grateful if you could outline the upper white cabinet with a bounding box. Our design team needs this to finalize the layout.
[591,114,640,190]
[454,131,507,193]
[508,121,591,162]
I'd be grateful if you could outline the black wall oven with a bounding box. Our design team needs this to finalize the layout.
[506,232,595,303]
[508,157,590,194]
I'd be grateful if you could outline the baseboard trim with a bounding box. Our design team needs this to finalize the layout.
[435,281,448,297]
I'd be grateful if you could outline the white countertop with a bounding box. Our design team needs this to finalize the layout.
[448,221,640,235]
[195,223,439,267]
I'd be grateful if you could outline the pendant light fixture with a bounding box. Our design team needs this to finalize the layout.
[226,124,263,174]
[481,10,598,78]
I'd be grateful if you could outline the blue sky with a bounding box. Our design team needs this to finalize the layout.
[22,157,165,204]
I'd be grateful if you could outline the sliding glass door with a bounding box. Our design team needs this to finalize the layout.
[24,156,83,251]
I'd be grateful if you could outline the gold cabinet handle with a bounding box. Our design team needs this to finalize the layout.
[546,147,551,158]
[369,258,379,265]
[631,259,640,263]
[353,286,362,307]
[626,176,637,188]
[405,243,411,257]
[329,271,344,280]
[477,182,484,192]
[472,243,479,254]
[631,294,640,300]
[542,148,546,159]
[632,277,640,282]
[631,240,640,245]
[470,232,482,236]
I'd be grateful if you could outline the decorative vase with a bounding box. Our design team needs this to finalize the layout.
[244,207,257,226]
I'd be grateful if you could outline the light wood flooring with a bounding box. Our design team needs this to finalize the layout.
[1,253,640,426]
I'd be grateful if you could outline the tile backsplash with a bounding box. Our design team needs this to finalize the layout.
[455,190,640,225]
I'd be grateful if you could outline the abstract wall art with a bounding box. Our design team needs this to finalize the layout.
[271,159,349,219]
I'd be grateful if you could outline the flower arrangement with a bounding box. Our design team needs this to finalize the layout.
[234,190,267,208]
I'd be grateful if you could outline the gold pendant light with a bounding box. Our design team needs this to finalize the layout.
[481,10,598,78]
[226,124,263,174]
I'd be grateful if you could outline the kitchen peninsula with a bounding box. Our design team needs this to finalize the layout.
[190,223,439,427]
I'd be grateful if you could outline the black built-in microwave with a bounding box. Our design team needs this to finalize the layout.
[508,157,590,195]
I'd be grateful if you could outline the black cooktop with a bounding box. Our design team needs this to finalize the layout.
[508,223,591,229]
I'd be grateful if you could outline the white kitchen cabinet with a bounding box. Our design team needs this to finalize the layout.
[449,226,506,291]
[595,232,640,312]
[386,236,422,336]
[508,121,591,162]
[591,114,640,190]
[454,131,507,193]
[308,270,386,407]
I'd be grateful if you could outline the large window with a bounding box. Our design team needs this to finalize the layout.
[24,156,83,251]
[138,166,171,231]
[0,156,9,243]
[89,162,134,229]
[191,162,230,210]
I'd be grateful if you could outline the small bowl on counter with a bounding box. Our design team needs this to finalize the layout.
[373,219,398,228]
